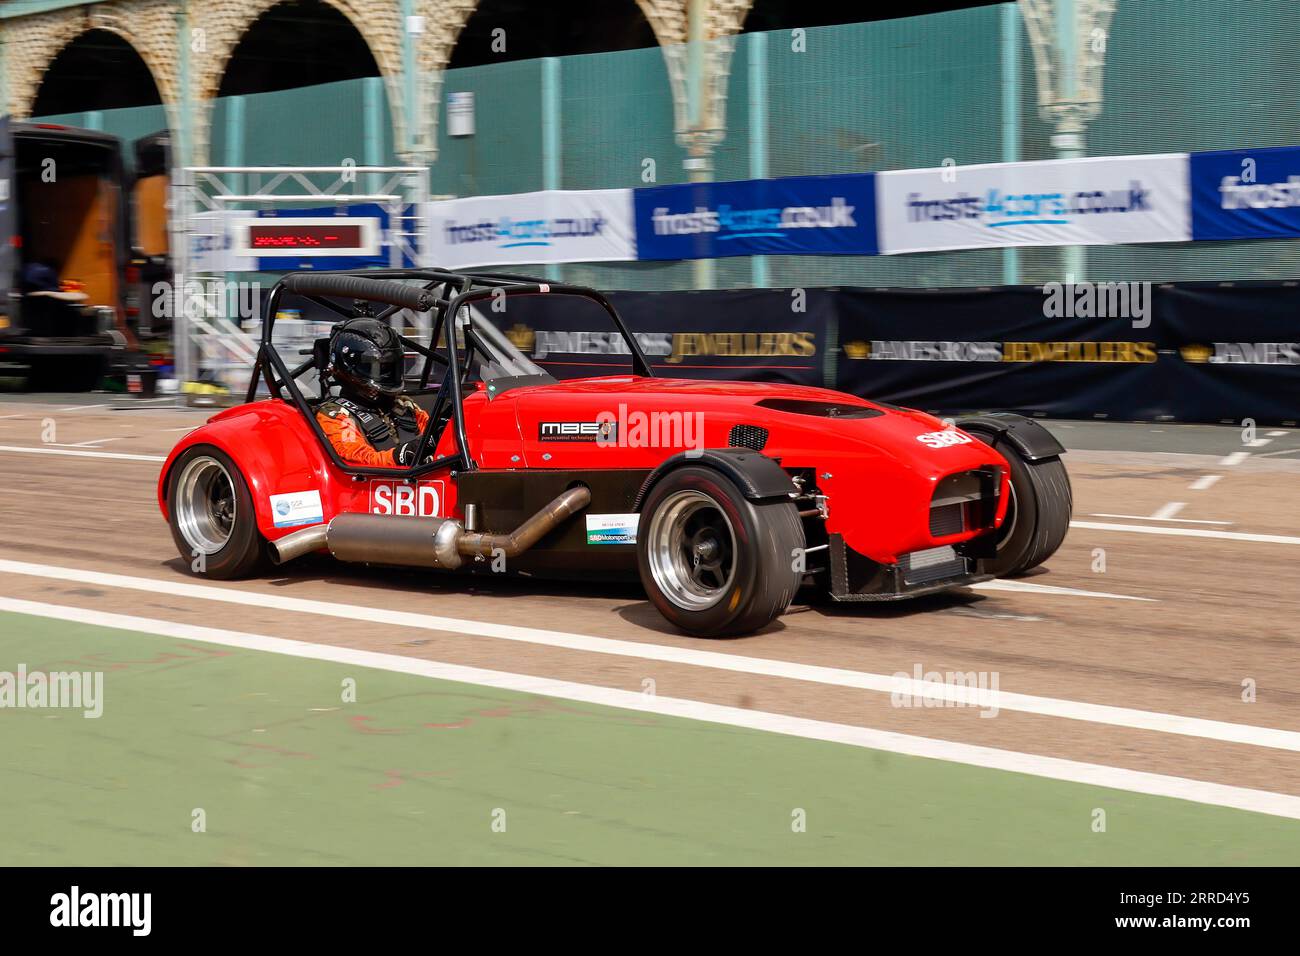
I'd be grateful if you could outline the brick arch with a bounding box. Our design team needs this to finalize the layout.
[408,0,691,160]
[631,0,755,45]
[191,0,406,164]
[5,1,180,129]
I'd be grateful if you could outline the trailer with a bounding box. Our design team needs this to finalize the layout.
[0,118,133,391]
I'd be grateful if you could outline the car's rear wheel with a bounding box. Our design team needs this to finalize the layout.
[166,445,267,579]
[637,466,803,637]
[966,430,1071,577]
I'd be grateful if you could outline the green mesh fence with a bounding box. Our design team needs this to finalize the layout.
[432,58,544,197]
[31,103,169,171]
[215,77,395,169]
[30,0,1300,288]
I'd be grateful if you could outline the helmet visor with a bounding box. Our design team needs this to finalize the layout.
[337,348,404,395]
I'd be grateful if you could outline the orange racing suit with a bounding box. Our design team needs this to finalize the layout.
[316,395,430,468]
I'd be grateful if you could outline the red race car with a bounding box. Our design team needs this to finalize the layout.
[158,270,1071,637]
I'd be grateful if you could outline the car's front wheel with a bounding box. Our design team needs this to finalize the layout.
[637,465,803,637]
[166,445,267,579]
[965,430,1072,577]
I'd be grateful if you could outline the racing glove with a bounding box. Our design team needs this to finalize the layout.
[392,440,425,467]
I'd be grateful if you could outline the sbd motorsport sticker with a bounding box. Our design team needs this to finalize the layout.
[586,513,638,544]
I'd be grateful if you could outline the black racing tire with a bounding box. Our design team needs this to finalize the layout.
[967,430,1072,577]
[165,444,268,579]
[636,465,804,637]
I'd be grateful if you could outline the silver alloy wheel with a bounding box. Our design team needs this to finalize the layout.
[645,489,736,611]
[995,479,1019,552]
[175,456,237,555]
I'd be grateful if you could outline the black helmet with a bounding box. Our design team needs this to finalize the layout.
[328,318,405,403]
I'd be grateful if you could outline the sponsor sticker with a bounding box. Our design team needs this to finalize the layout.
[369,480,446,517]
[269,490,324,528]
[916,430,973,449]
[585,513,639,545]
[539,421,617,442]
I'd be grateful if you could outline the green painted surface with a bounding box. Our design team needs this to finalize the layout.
[0,611,1296,866]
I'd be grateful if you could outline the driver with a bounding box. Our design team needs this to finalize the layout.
[317,318,432,468]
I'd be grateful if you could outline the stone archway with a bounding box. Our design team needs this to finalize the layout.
[1,0,761,166]
[191,0,406,165]
[4,1,181,136]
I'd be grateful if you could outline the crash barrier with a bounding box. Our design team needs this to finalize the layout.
[462,281,1298,426]
[419,146,1300,268]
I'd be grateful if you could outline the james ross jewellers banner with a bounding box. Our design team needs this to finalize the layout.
[479,288,831,387]
[875,154,1191,254]
[834,282,1299,424]
[480,282,1297,423]
[423,188,636,268]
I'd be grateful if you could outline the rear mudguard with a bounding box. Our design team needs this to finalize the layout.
[157,401,348,534]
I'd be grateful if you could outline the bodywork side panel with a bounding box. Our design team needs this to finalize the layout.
[157,400,463,537]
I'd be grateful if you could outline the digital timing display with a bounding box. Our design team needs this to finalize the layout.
[247,223,364,250]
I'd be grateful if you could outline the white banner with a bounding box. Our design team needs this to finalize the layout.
[876,154,1190,254]
[424,188,636,268]
[189,211,255,273]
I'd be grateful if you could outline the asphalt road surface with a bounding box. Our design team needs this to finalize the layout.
[2,395,1298,864]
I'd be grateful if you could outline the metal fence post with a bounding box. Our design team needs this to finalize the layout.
[748,31,770,289]
[363,77,383,167]
[542,56,562,282]
[1001,2,1021,286]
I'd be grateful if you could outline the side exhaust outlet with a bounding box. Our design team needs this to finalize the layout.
[268,486,592,570]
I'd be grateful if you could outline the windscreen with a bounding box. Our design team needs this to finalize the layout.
[473,292,650,381]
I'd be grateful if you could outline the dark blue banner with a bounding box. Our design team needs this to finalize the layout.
[633,173,877,260]
[1190,146,1300,241]
[255,202,416,272]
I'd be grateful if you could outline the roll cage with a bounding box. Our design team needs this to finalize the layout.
[249,269,654,479]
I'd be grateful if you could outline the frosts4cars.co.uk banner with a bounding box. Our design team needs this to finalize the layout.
[1190,145,1300,240]
[423,188,636,269]
[633,173,878,260]
[875,154,1191,254]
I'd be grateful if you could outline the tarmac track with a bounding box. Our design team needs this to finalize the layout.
[1,396,1298,815]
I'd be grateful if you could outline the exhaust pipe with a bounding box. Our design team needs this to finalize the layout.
[269,524,329,565]
[268,485,592,569]
[456,485,590,559]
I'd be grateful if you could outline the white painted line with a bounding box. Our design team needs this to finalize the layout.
[1247,438,1274,448]
[0,414,24,420]
[972,579,1155,602]
[1071,521,1300,546]
[4,596,1298,820]
[1219,451,1250,466]
[56,403,110,412]
[1088,513,1232,526]
[1267,431,1288,437]
[10,558,1300,757]
[0,444,165,463]
[48,440,125,448]
[1189,475,1222,491]
[1150,502,1186,520]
